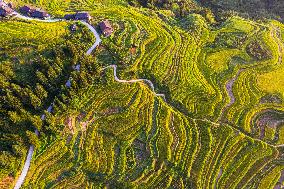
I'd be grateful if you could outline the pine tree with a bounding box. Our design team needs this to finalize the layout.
[5,91,22,110]
[36,71,49,87]
[35,83,48,101]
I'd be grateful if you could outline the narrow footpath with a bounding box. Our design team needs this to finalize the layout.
[103,65,166,100]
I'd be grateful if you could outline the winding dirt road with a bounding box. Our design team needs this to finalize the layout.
[13,145,34,189]
[14,13,62,22]
[13,10,165,189]
[12,8,284,189]
[103,65,166,100]
[80,21,102,55]
[13,12,101,189]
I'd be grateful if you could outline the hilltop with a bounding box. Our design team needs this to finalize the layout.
[198,0,284,22]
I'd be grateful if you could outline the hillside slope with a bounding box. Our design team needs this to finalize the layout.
[198,0,284,21]
[0,0,283,188]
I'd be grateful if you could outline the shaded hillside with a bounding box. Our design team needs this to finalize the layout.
[198,0,284,21]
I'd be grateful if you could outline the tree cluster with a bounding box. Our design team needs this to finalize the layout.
[0,28,101,178]
[128,0,200,18]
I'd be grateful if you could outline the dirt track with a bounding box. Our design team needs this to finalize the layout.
[13,12,101,189]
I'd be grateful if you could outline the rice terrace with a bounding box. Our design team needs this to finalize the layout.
[0,0,283,188]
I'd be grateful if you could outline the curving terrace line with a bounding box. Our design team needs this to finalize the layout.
[12,8,283,189]
[271,25,283,65]
[219,69,244,121]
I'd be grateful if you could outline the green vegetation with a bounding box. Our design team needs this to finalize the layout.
[0,20,68,61]
[258,66,284,96]
[9,0,71,16]
[0,19,95,182]
[0,0,283,188]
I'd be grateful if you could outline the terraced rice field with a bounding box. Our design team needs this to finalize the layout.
[0,0,283,188]
[91,6,284,142]
[15,68,282,188]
